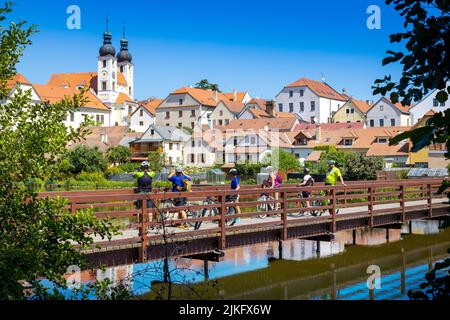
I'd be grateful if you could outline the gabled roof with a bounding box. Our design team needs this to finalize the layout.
[368,97,412,115]
[221,99,245,115]
[135,98,163,116]
[221,117,297,131]
[69,126,133,153]
[5,73,31,90]
[246,98,267,110]
[171,87,229,107]
[33,84,109,111]
[248,108,271,119]
[115,92,134,104]
[284,77,347,101]
[134,125,190,143]
[47,72,98,92]
[223,91,247,103]
[293,122,365,132]
[351,99,372,113]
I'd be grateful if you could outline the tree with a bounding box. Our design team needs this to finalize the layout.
[106,145,131,165]
[262,148,301,172]
[344,153,384,181]
[194,79,221,92]
[373,0,450,155]
[64,145,108,174]
[147,151,167,172]
[0,3,117,299]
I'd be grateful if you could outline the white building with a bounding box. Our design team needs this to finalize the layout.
[366,97,412,127]
[129,99,162,132]
[275,77,347,124]
[409,85,450,124]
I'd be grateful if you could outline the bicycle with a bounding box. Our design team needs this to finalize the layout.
[159,187,200,227]
[193,195,238,230]
[290,192,325,217]
[256,193,275,219]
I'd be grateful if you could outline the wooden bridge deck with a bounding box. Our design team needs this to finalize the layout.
[38,178,450,267]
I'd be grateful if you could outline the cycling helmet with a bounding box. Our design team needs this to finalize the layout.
[141,161,150,168]
[304,168,310,173]
[175,166,183,173]
[266,166,274,173]
[230,169,238,175]
[328,160,336,165]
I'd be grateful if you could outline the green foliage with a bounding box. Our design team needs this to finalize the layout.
[235,162,265,177]
[344,153,384,181]
[396,169,410,180]
[106,145,131,165]
[309,147,349,175]
[76,171,106,182]
[147,151,167,172]
[0,4,118,299]
[375,0,450,158]
[64,145,107,175]
[262,148,301,172]
[194,79,221,92]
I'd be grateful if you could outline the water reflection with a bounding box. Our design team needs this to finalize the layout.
[61,220,449,300]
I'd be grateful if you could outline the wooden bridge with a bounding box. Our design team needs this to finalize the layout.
[38,178,450,267]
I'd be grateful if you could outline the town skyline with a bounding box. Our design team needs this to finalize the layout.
[14,0,405,101]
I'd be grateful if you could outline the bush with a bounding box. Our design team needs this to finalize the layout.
[235,163,265,177]
[344,153,384,181]
[117,163,139,174]
[105,166,124,177]
[261,148,301,172]
[106,146,131,165]
[64,145,107,174]
[76,171,106,182]
[148,152,167,172]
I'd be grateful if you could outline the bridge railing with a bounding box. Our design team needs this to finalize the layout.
[37,178,449,262]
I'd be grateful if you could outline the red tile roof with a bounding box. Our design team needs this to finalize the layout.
[293,122,365,132]
[285,78,347,101]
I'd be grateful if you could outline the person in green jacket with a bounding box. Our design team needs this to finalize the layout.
[133,161,156,218]
[324,160,346,214]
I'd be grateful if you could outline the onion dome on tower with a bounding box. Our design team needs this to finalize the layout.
[99,19,116,57]
[116,25,132,63]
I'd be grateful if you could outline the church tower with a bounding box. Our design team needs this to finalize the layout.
[97,19,118,104]
[116,25,134,98]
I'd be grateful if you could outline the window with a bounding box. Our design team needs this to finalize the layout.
[219,111,223,116]
[379,119,384,127]
[166,123,170,126]
[179,111,183,117]
[311,116,315,124]
[96,115,100,123]
[129,87,132,95]
[178,123,182,128]
[245,136,249,144]
[102,81,107,91]
[310,101,316,111]
[140,109,144,117]
[344,139,353,146]
[300,102,304,112]
[377,138,388,143]
[289,103,294,112]
[69,111,75,122]
[128,106,132,114]
[347,108,354,114]
[391,118,395,126]
[278,103,283,112]
[179,99,183,105]
[218,120,223,126]
[440,100,445,107]
[300,89,304,97]
[103,60,106,68]
[120,65,124,72]
[165,112,170,119]
[100,115,104,124]
[201,154,206,163]
[151,129,155,135]
[112,82,115,91]
[234,138,238,146]
[191,140,195,147]
[433,99,439,107]
[169,157,173,165]
[380,105,384,111]
[289,90,293,98]
[191,110,195,117]
[139,121,144,126]
[191,122,195,129]
[251,137,256,145]
[225,119,229,125]
[169,143,173,150]
[369,119,375,127]
[190,154,195,163]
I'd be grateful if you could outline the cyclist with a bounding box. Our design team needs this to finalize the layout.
[228,169,241,223]
[133,161,156,219]
[324,160,346,214]
[168,166,192,228]
[298,168,314,209]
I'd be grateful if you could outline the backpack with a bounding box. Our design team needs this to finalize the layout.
[136,171,153,193]
[176,178,192,192]
[275,175,283,185]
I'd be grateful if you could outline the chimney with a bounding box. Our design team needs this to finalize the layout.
[213,90,218,102]
[265,100,275,117]
[315,127,321,142]
[100,133,108,143]
[233,88,237,101]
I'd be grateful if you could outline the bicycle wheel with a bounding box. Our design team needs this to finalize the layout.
[186,209,201,228]
[225,206,237,226]
[160,201,175,221]
[256,196,269,219]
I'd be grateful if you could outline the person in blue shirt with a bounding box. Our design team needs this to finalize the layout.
[168,166,192,228]
[228,169,241,222]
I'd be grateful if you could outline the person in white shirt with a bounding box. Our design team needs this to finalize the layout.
[298,168,315,208]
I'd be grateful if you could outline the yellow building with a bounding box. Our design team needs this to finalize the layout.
[332,99,371,124]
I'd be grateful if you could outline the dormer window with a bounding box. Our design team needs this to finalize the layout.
[376,137,388,144]
[343,139,353,146]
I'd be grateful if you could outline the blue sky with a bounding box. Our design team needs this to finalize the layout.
[12,0,406,101]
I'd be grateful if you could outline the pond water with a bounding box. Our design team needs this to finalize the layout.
[51,220,449,300]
